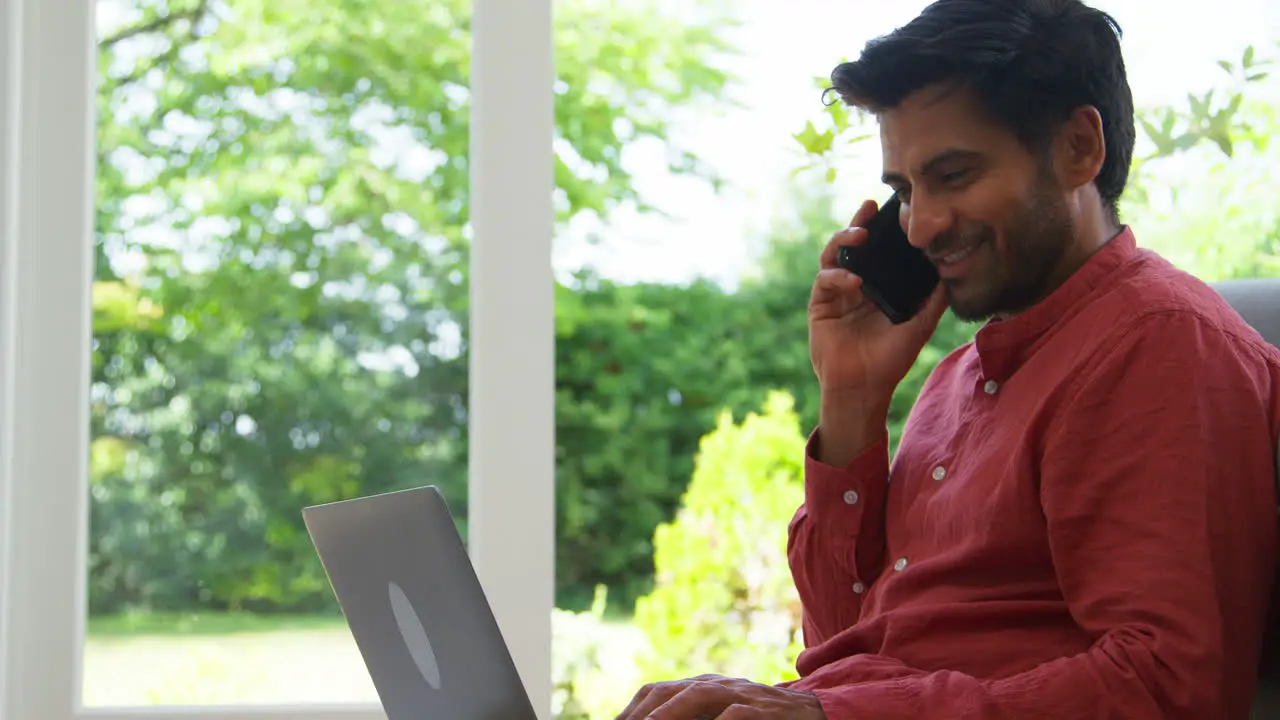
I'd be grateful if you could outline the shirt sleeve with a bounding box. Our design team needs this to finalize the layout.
[795,312,1279,719]
[787,428,892,649]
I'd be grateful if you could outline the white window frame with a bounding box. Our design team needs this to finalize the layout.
[0,0,555,716]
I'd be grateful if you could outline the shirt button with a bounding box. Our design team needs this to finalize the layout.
[893,557,908,572]
[842,490,859,505]
[852,582,866,594]
[984,379,999,395]
[931,465,946,481]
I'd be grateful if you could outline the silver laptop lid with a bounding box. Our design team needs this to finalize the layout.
[303,486,537,720]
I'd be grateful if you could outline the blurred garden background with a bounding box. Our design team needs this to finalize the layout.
[85,0,1280,717]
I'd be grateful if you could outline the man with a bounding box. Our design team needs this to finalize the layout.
[616,0,1280,718]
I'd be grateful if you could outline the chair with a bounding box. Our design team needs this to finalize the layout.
[1214,279,1280,719]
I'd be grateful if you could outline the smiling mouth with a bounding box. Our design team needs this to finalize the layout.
[930,237,984,268]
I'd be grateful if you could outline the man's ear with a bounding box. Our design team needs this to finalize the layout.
[1054,105,1106,192]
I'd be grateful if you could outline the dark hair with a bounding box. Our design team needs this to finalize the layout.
[827,0,1135,223]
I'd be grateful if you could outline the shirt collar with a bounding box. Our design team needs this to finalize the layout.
[973,226,1140,382]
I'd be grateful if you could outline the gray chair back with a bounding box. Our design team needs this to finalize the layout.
[1215,279,1280,720]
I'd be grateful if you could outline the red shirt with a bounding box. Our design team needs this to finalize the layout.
[785,229,1280,719]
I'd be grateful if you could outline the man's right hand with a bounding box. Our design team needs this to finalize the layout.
[808,198,948,466]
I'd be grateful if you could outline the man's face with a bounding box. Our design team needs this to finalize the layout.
[878,85,1077,322]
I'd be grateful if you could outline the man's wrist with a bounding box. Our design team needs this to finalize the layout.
[816,391,889,467]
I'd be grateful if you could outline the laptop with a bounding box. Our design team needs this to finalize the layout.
[302,485,539,720]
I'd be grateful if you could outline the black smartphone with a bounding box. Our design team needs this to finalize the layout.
[836,195,939,324]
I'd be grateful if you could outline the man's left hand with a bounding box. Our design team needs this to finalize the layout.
[614,674,827,719]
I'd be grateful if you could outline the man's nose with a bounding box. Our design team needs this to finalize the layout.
[904,193,952,250]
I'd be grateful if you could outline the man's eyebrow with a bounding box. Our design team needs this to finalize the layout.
[881,148,984,185]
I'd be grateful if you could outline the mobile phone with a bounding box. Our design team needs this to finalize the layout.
[836,195,939,324]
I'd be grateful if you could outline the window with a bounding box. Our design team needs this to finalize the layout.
[0,0,552,717]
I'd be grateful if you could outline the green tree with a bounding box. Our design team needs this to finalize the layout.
[1122,43,1279,280]
[90,0,738,613]
[555,277,754,608]
[632,392,808,685]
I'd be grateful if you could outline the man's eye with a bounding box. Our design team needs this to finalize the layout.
[941,169,969,183]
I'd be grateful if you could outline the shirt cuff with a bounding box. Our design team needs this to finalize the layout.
[802,427,891,531]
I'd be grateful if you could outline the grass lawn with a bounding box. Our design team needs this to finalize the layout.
[84,613,378,706]
[87,612,352,637]
[83,611,643,710]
